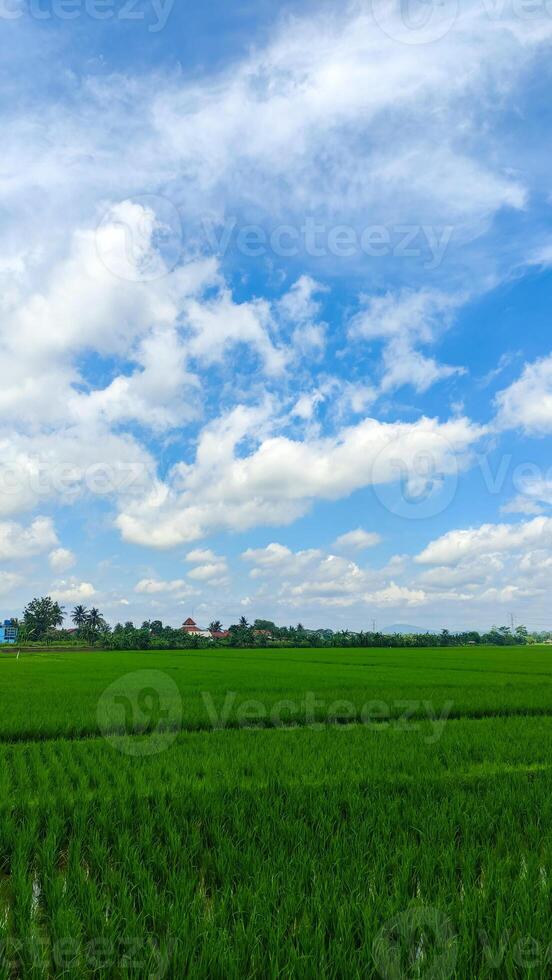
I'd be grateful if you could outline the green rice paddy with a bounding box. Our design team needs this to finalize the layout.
[1,645,552,977]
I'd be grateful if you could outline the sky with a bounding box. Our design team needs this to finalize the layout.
[2,0,552,632]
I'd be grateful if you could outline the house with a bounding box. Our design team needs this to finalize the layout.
[181,617,230,640]
[0,620,17,644]
[181,617,212,639]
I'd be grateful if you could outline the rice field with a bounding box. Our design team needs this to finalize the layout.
[1,645,552,977]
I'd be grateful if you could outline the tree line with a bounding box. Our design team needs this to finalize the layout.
[10,598,548,649]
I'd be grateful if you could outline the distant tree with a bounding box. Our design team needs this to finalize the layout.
[150,620,163,636]
[23,597,65,640]
[239,616,249,628]
[87,608,107,635]
[253,619,276,631]
[209,620,222,632]
[71,604,88,630]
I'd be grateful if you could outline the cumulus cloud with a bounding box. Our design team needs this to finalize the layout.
[187,561,228,582]
[0,572,22,596]
[416,516,552,566]
[117,411,483,547]
[349,289,465,395]
[240,541,468,613]
[50,581,96,603]
[333,528,382,551]
[0,517,58,560]
[48,548,76,573]
[495,354,552,434]
[135,578,194,595]
[186,549,219,563]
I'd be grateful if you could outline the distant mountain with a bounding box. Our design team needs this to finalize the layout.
[383,623,440,635]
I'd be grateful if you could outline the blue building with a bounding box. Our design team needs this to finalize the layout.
[0,620,17,644]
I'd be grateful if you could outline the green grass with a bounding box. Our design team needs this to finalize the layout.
[2,644,552,739]
[1,646,552,977]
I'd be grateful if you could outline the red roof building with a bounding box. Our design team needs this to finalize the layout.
[182,617,202,634]
[181,618,229,640]
[181,617,214,639]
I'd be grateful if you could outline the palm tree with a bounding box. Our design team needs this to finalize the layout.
[239,616,249,628]
[72,605,88,630]
[209,620,222,632]
[87,608,106,633]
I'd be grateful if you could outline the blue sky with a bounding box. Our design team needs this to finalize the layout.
[2,0,552,631]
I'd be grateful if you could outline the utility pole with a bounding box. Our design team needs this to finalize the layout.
[509,612,515,630]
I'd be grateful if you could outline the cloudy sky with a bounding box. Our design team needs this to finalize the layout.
[2,0,552,631]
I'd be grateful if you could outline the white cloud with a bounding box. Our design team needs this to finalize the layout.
[416,516,552,565]
[500,495,545,516]
[0,516,58,560]
[0,425,155,518]
[117,411,483,547]
[349,289,458,345]
[187,560,228,582]
[350,289,465,395]
[363,583,428,608]
[333,528,382,551]
[135,578,193,595]
[379,339,465,394]
[48,548,76,572]
[495,354,552,434]
[50,581,96,604]
[186,549,218,563]
[0,572,22,596]
[243,543,322,575]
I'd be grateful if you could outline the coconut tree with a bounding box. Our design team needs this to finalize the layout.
[209,620,222,632]
[239,616,249,628]
[86,607,107,635]
[71,605,88,631]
